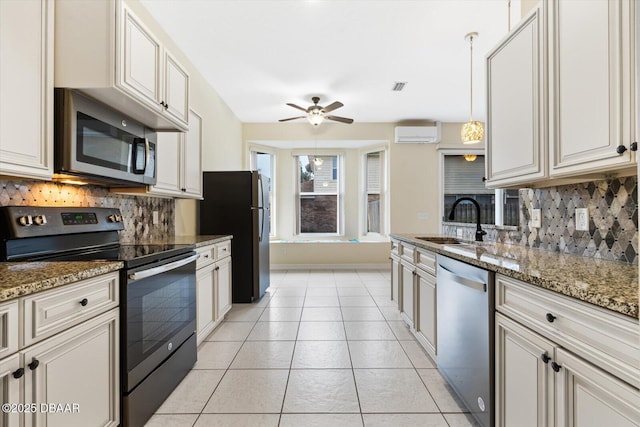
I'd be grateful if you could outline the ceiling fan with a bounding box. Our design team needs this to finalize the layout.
[279,96,354,126]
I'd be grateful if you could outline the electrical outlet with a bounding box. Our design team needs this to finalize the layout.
[417,212,429,220]
[575,208,589,231]
[531,209,542,228]
[152,210,159,225]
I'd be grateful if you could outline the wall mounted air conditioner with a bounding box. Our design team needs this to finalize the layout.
[394,123,442,143]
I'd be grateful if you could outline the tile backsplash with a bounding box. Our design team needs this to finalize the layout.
[443,176,638,265]
[0,179,174,243]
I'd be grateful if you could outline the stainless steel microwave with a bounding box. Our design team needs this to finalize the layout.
[54,89,157,186]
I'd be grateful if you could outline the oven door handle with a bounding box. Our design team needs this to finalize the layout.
[128,253,199,281]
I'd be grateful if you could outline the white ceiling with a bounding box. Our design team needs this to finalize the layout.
[140,0,517,124]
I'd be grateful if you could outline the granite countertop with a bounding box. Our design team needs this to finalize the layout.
[391,234,639,319]
[135,235,233,248]
[0,261,123,302]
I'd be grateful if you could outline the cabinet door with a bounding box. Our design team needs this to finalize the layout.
[196,264,216,346]
[151,132,182,196]
[0,354,21,427]
[555,347,640,427]
[549,0,636,176]
[215,257,232,321]
[486,7,547,187]
[23,309,119,427]
[390,256,400,306]
[119,2,162,111]
[495,313,555,427]
[415,269,436,359]
[400,261,414,327]
[182,109,202,198]
[163,51,190,127]
[0,0,53,180]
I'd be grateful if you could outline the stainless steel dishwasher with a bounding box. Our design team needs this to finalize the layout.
[437,255,494,427]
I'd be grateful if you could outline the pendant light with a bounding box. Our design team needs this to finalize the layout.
[461,32,484,144]
[463,154,477,162]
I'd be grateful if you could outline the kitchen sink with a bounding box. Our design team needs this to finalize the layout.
[415,236,463,245]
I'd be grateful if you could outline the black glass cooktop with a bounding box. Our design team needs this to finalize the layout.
[40,243,196,269]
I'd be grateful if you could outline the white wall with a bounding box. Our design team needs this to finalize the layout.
[129,0,244,236]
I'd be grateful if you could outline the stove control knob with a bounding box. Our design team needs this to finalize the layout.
[33,215,47,225]
[18,215,33,226]
[107,214,118,223]
[116,214,123,222]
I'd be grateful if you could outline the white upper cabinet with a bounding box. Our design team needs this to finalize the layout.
[55,0,190,131]
[144,109,202,198]
[0,0,53,180]
[486,0,637,187]
[485,7,547,188]
[549,0,636,177]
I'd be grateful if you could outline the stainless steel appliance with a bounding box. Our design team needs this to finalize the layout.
[0,206,197,427]
[54,89,157,186]
[199,171,270,302]
[437,255,494,427]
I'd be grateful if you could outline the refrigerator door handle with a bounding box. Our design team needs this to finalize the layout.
[258,174,266,242]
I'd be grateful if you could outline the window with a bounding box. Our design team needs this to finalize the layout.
[250,150,275,236]
[297,154,341,234]
[364,151,383,234]
[442,154,518,226]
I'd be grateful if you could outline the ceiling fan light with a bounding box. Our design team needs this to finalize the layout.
[461,120,484,144]
[307,110,324,126]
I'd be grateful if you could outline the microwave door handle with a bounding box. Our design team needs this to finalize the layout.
[144,138,151,174]
[128,253,199,281]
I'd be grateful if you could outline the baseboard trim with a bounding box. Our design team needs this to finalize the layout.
[271,263,391,271]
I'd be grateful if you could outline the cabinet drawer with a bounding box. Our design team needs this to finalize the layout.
[21,272,119,347]
[496,274,640,388]
[216,240,231,260]
[416,248,436,275]
[196,244,216,269]
[391,239,401,256]
[0,300,18,358]
[400,243,415,263]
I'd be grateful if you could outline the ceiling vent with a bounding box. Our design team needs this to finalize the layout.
[392,82,407,91]
[394,123,442,144]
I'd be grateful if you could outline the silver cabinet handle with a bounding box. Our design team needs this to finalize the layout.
[128,253,198,281]
[438,264,486,292]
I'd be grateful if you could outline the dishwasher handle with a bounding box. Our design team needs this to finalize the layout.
[438,264,487,292]
[128,253,199,281]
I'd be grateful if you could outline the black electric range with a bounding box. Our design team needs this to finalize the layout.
[0,206,198,427]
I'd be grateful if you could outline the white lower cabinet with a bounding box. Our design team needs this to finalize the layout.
[415,268,437,360]
[496,275,640,427]
[390,254,400,307]
[0,273,120,427]
[400,259,415,328]
[392,242,437,359]
[23,309,119,427]
[195,240,232,345]
[215,255,232,321]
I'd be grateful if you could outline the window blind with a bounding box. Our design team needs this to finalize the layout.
[443,155,492,195]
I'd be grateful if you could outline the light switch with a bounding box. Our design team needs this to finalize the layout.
[575,208,589,231]
[531,209,541,228]
[152,210,159,225]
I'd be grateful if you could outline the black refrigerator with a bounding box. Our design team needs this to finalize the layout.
[199,171,270,303]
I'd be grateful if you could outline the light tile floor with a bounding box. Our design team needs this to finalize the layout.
[146,269,480,427]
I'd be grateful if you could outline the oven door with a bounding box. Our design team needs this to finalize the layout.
[123,252,197,392]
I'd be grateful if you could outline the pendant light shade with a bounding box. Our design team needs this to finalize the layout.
[461,32,484,145]
[463,154,477,162]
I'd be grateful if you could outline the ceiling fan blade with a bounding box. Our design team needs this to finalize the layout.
[278,116,306,122]
[326,115,354,124]
[286,103,308,112]
[322,101,343,113]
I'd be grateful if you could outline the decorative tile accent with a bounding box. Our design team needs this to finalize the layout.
[0,179,174,243]
[443,177,638,265]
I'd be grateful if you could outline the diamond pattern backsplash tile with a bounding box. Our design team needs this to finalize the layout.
[443,176,638,265]
[0,179,174,243]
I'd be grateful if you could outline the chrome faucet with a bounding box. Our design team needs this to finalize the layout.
[448,197,487,242]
